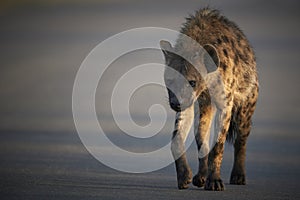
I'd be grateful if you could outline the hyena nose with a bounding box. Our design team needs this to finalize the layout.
[170,102,181,111]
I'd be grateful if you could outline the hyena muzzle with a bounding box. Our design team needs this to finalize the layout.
[160,8,259,191]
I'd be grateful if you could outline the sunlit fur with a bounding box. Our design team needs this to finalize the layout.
[161,8,259,191]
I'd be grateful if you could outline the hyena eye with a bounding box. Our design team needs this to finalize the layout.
[189,80,196,87]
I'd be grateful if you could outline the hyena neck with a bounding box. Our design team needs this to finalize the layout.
[174,103,197,142]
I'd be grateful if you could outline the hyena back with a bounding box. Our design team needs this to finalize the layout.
[160,8,259,191]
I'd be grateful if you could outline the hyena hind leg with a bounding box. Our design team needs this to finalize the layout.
[230,104,256,185]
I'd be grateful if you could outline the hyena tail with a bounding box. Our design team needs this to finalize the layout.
[226,118,237,144]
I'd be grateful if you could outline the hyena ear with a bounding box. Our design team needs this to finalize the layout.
[160,40,173,60]
[203,44,220,73]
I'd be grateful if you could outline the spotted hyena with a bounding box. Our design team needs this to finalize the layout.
[160,8,259,191]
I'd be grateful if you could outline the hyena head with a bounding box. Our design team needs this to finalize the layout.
[160,40,220,112]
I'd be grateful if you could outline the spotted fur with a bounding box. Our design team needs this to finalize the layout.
[160,8,259,191]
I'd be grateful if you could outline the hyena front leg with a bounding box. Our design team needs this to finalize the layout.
[171,104,195,189]
[192,103,215,188]
[205,108,232,191]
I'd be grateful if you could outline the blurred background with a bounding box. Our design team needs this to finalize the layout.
[0,0,300,199]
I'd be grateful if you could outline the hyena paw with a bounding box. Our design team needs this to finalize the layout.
[192,174,206,188]
[230,172,246,185]
[177,168,192,189]
[204,177,225,191]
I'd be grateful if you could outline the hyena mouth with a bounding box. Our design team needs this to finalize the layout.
[170,104,182,112]
[170,102,193,112]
